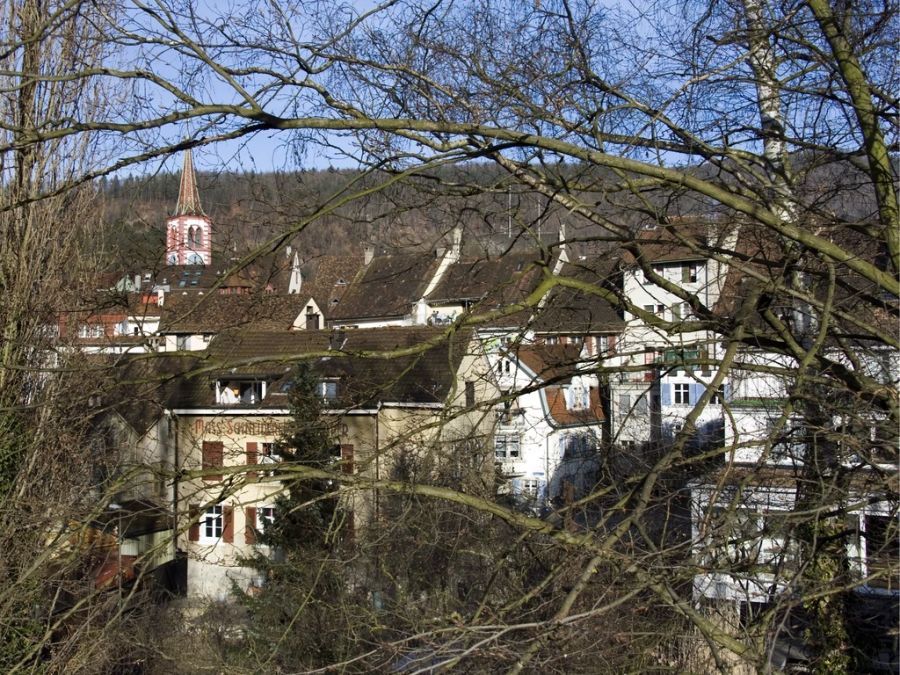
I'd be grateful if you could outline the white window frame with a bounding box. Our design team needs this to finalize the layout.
[521,479,539,498]
[674,383,691,405]
[257,505,275,536]
[201,505,223,543]
[319,380,338,401]
[494,433,521,460]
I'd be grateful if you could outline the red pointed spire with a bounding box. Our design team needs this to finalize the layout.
[173,149,205,216]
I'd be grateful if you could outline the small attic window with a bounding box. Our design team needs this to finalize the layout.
[336,278,347,286]
[318,380,338,402]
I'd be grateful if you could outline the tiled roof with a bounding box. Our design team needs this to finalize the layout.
[517,343,585,383]
[297,254,365,317]
[545,385,604,426]
[530,259,623,334]
[154,251,296,293]
[428,252,548,303]
[159,293,302,333]
[331,253,440,320]
[621,221,733,265]
[103,354,206,435]
[204,327,474,406]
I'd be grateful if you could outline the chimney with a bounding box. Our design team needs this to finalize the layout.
[364,245,375,265]
[450,226,462,263]
[134,274,141,290]
[157,288,165,307]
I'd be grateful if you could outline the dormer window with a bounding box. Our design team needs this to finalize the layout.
[217,380,267,405]
[567,381,590,410]
[318,380,338,402]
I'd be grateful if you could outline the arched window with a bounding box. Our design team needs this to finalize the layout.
[194,226,203,247]
[187,226,196,246]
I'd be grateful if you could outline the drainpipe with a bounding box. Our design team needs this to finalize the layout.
[166,410,179,556]
[375,401,382,523]
[545,432,551,508]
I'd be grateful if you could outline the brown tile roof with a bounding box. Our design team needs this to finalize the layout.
[154,251,296,294]
[516,344,585,383]
[331,253,440,321]
[530,259,623,334]
[204,327,474,406]
[428,252,548,303]
[545,385,604,426]
[159,293,303,333]
[297,254,365,318]
[621,221,735,265]
[103,354,206,435]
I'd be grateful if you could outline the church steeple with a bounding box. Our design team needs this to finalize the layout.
[165,150,213,266]
[173,148,205,216]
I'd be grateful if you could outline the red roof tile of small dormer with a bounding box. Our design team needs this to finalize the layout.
[621,221,734,266]
[545,385,604,427]
[517,344,583,383]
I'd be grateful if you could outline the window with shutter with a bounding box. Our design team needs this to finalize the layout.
[246,442,257,479]
[340,444,354,474]
[188,504,200,542]
[201,505,223,542]
[465,381,475,407]
[690,383,704,404]
[201,441,224,481]
[223,506,234,543]
[245,506,256,545]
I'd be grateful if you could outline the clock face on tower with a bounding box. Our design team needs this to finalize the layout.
[186,252,204,265]
[167,252,178,265]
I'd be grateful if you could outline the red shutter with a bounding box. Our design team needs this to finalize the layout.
[608,335,617,355]
[223,506,234,543]
[202,441,224,482]
[188,504,200,542]
[245,506,257,545]
[341,444,354,474]
[246,442,258,479]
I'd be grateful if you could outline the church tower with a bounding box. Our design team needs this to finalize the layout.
[165,150,212,265]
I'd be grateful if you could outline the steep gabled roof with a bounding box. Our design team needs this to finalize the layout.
[297,253,365,318]
[330,253,440,320]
